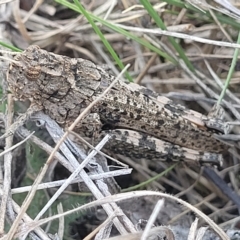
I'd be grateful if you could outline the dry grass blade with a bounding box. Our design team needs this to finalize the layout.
[17,191,229,240]
[0,95,14,235]
[187,218,198,240]
[141,199,165,240]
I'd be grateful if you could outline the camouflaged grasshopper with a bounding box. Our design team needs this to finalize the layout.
[6,45,228,166]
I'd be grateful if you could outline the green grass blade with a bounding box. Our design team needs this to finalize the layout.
[73,0,133,81]
[140,0,195,72]
[217,31,240,104]
[0,42,22,52]
[55,0,177,64]
[122,163,177,192]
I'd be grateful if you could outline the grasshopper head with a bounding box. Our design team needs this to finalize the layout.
[7,45,43,101]
[7,45,73,104]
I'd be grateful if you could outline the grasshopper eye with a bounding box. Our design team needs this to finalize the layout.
[25,65,41,81]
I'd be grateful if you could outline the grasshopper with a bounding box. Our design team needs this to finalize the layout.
[6,45,227,166]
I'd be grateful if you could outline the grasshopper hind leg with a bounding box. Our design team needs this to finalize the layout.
[98,129,223,167]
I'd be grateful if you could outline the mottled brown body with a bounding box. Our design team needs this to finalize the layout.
[7,46,227,164]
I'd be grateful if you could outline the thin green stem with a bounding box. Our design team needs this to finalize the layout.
[140,0,195,72]
[122,163,177,192]
[73,0,133,81]
[217,31,240,104]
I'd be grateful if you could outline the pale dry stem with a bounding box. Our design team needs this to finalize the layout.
[0,94,14,235]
